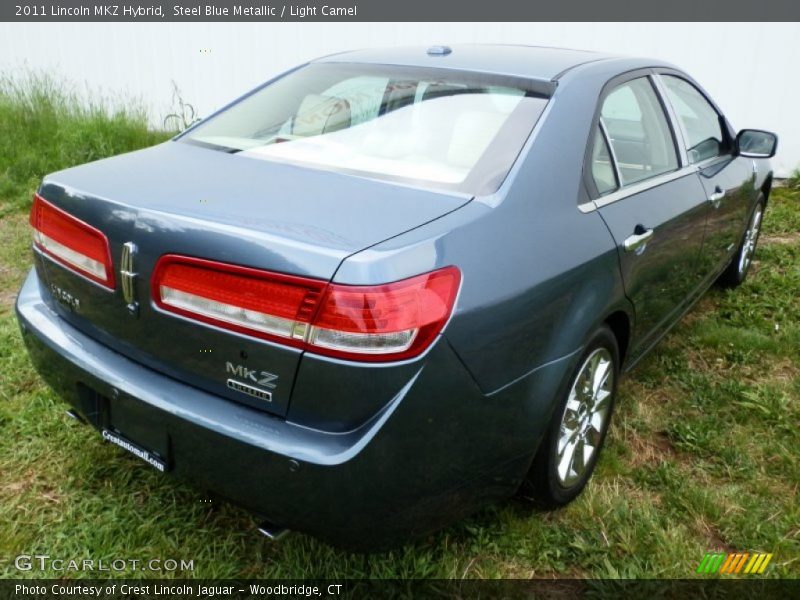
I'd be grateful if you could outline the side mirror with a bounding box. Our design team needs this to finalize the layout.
[736,129,778,158]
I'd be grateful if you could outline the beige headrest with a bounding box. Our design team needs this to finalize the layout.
[447,110,507,168]
[293,95,352,137]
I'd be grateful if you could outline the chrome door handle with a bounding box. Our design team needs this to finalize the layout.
[708,187,726,208]
[623,228,654,252]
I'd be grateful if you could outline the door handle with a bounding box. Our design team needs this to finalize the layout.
[708,186,726,208]
[623,228,654,253]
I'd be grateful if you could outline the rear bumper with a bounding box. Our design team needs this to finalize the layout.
[16,268,572,548]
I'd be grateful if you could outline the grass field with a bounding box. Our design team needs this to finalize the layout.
[0,75,798,579]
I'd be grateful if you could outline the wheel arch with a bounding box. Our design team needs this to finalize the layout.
[761,173,773,206]
[604,309,632,367]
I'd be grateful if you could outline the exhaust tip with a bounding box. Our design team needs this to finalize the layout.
[257,521,290,541]
[65,409,86,424]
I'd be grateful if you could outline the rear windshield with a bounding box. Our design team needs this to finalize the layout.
[180,63,550,195]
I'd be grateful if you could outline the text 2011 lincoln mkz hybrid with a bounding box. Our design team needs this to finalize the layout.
[16,45,777,548]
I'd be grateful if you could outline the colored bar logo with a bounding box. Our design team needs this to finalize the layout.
[696,552,773,574]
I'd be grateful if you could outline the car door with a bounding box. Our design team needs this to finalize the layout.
[585,73,710,360]
[656,72,755,278]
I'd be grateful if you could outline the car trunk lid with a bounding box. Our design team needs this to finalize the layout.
[34,141,470,417]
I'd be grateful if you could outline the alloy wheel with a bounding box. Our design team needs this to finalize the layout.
[556,348,614,487]
[738,205,763,275]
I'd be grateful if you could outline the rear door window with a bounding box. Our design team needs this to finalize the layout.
[600,77,679,186]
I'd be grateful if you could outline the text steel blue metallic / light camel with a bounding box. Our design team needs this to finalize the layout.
[16,45,777,549]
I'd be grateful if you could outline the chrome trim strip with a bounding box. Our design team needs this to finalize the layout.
[578,165,698,213]
[650,73,690,168]
[120,242,137,306]
[599,118,623,191]
[227,378,273,403]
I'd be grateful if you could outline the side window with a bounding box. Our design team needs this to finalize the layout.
[600,77,678,186]
[591,127,618,195]
[661,75,727,164]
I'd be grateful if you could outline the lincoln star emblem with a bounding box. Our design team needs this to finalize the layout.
[120,242,138,314]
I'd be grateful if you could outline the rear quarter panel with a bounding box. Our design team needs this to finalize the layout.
[335,60,638,396]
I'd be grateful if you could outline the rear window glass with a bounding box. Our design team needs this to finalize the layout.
[181,63,550,195]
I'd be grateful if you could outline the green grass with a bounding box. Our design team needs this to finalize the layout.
[0,75,798,579]
[0,71,171,215]
[786,168,800,192]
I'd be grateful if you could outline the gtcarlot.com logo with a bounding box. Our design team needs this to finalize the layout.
[14,554,194,573]
[696,552,773,575]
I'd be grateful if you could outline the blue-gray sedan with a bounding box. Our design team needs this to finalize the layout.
[16,45,777,549]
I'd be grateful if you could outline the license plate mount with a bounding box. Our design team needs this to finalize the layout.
[101,428,169,472]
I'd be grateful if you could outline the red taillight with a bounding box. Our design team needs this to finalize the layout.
[152,256,326,348]
[309,268,461,361]
[30,194,115,289]
[152,255,460,362]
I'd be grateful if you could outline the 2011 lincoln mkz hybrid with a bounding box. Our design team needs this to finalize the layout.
[16,45,777,549]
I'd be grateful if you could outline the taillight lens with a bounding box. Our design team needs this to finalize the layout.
[30,193,115,289]
[152,256,326,348]
[152,255,460,362]
[309,268,461,360]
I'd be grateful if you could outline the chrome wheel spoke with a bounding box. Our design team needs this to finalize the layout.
[558,426,577,455]
[594,388,612,411]
[752,211,762,233]
[555,347,615,487]
[565,396,582,414]
[739,208,762,274]
[585,425,602,450]
[591,358,611,398]
[577,369,592,400]
[589,411,605,434]
[570,437,586,478]
[558,438,577,481]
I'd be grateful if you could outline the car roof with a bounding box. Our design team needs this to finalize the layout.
[314,44,621,82]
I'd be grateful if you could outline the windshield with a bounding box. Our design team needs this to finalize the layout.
[180,63,551,195]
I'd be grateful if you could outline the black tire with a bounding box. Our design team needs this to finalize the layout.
[717,194,766,288]
[522,325,620,508]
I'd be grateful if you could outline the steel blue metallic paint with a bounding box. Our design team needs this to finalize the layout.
[15,45,774,548]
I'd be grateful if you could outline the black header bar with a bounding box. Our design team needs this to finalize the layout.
[2,0,799,22]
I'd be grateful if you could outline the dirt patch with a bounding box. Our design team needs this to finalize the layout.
[0,288,19,309]
[618,384,675,429]
[761,233,800,246]
[678,297,719,329]
[0,212,42,307]
[39,485,62,504]
[503,562,592,582]
[613,479,665,508]
[684,347,715,373]
[0,466,63,505]
[0,468,38,497]
[697,354,800,387]
[626,430,677,468]
[694,519,734,553]
[766,358,800,383]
